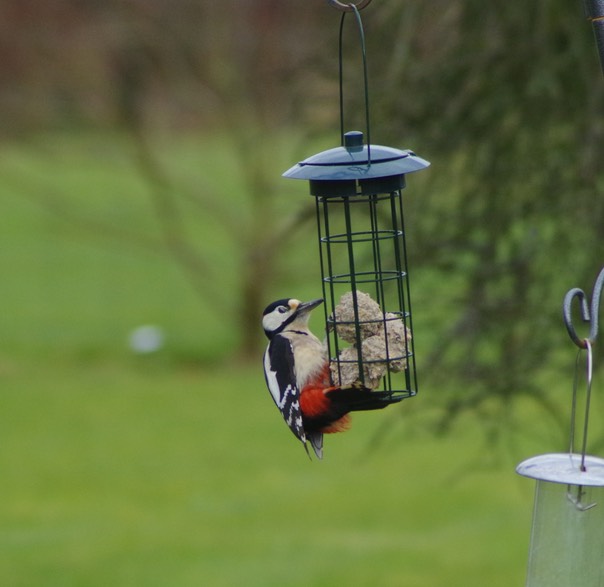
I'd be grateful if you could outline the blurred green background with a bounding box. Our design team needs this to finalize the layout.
[1,1,603,585]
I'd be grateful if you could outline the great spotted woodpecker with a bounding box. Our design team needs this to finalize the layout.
[262,297,399,459]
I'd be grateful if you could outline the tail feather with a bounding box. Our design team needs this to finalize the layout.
[324,385,403,412]
[307,432,324,459]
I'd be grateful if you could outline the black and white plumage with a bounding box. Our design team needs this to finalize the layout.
[261,297,401,459]
[262,298,326,456]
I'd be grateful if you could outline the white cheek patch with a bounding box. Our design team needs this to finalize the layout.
[262,312,279,333]
[262,309,293,333]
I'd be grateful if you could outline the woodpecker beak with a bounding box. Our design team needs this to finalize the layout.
[294,298,324,316]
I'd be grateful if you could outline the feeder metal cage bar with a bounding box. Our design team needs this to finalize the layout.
[315,185,417,396]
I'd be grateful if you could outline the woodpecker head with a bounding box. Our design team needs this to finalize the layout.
[262,298,323,339]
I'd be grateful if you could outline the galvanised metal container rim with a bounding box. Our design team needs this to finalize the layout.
[516,453,604,486]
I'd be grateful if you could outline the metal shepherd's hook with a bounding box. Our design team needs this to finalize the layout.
[563,267,604,349]
[584,0,604,75]
[327,0,372,12]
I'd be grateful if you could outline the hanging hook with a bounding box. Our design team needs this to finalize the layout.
[566,340,596,510]
[583,0,604,75]
[563,266,604,349]
[568,340,593,471]
[581,340,594,472]
[567,484,597,511]
[328,0,372,12]
[337,2,372,161]
[568,342,593,470]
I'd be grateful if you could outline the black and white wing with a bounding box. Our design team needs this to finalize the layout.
[263,334,306,445]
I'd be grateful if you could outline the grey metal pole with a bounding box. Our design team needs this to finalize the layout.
[584,0,604,74]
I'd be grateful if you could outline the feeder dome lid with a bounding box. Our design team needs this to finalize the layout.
[283,131,430,182]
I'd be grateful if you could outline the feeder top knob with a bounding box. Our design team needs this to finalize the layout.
[344,131,364,151]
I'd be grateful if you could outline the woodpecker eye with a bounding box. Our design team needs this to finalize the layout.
[277,306,288,314]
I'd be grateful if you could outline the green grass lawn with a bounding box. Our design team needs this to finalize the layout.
[0,357,534,587]
[0,131,590,585]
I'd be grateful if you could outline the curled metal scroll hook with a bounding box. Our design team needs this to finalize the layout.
[328,0,372,12]
[563,266,604,349]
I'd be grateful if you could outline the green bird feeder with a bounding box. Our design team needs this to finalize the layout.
[283,1,429,400]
